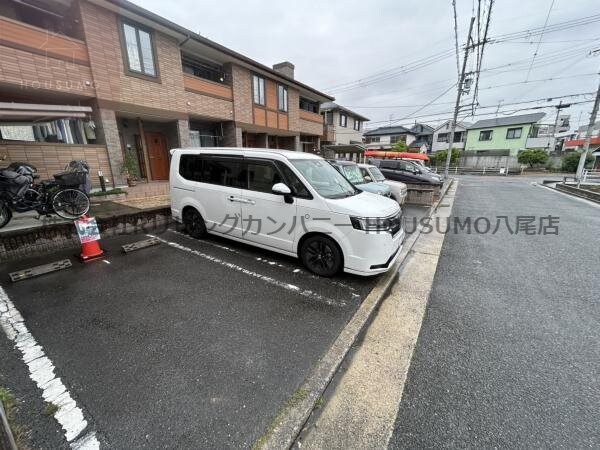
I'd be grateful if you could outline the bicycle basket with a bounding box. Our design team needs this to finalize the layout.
[53,171,87,186]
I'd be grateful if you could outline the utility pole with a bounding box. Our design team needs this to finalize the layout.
[551,101,570,152]
[575,78,600,183]
[444,16,475,178]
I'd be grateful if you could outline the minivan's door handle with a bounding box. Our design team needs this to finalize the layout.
[228,196,253,204]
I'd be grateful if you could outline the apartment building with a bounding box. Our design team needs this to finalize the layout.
[0,0,332,187]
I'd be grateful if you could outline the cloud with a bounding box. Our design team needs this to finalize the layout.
[136,0,600,130]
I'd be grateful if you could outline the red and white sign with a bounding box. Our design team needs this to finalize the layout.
[74,216,101,244]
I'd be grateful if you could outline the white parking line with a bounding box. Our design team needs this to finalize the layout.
[148,234,346,308]
[166,229,359,294]
[0,286,99,449]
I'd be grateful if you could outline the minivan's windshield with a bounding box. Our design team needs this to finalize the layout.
[290,160,358,199]
[340,164,366,185]
[369,166,386,182]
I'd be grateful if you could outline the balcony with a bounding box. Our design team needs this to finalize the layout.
[299,109,324,136]
[0,16,89,65]
[323,124,336,142]
[526,137,555,149]
[183,74,232,100]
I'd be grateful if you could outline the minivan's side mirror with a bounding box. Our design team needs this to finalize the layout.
[272,183,291,195]
[364,175,372,182]
[272,183,294,204]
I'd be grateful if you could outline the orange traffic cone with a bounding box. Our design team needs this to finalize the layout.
[80,239,104,262]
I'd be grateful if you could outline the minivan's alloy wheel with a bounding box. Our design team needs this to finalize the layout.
[184,208,206,239]
[300,235,342,277]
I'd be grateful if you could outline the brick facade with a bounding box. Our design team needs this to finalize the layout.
[1,143,111,186]
[230,64,253,125]
[0,45,96,97]
[0,0,331,188]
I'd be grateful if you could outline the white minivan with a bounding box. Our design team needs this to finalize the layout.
[170,148,404,277]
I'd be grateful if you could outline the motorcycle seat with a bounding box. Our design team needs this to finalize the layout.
[0,169,20,180]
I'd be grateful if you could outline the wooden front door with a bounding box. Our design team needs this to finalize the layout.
[145,132,169,180]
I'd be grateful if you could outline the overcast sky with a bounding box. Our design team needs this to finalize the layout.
[137,0,600,131]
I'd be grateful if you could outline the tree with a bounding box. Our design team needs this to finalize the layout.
[433,148,460,165]
[392,140,408,152]
[517,149,549,168]
[561,152,594,172]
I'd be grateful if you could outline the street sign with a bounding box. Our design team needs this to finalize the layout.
[74,216,101,243]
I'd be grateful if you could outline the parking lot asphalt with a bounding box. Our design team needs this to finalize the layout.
[389,176,600,448]
[0,203,427,448]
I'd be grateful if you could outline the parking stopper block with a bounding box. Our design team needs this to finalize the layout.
[121,237,161,254]
[9,259,72,283]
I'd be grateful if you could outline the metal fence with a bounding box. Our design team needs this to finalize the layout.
[430,166,521,176]
[582,169,600,183]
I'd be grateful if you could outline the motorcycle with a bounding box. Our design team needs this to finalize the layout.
[0,160,91,229]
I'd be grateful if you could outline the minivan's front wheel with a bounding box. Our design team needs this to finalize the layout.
[300,235,342,277]
[183,208,206,239]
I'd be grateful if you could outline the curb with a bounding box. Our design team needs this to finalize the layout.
[254,179,455,449]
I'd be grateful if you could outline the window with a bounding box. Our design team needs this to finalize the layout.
[437,133,448,143]
[122,22,156,77]
[278,85,288,112]
[479,130,493,141]
[247,162,283,193]
[390,135,405,144]
[182,55,225,83]
[179,155,203,181]
[366,136,380,143]
[179,156,245,187]
[253,75,265,105]
[380,160,397,170]
[353,120,361,131]
[324,111,333,125]
[300,98,319,113]
[339,114,347,127]
[276,162,312,198]
[506,127,522,139]
[290,159,357,199]
[340,164,366,185]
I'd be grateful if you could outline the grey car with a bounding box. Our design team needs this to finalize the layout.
[328,160,392,197]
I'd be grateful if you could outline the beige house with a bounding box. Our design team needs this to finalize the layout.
[320,102,369,146]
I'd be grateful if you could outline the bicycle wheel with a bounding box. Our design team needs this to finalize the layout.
[52,189,90,219]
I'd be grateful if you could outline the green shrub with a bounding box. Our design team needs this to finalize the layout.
[561,152,594,172]
[518,149,549,168]
[432,148,460,165]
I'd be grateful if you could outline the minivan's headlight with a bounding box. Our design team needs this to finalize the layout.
[350,216,391,231]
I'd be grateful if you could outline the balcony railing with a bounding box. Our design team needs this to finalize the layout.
[299,109,323,124]
[183,74,233,100]
[0,16,89,65]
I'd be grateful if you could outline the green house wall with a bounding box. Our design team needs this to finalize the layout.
[465,123,533,156]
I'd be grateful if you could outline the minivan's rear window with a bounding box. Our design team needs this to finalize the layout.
[179,155,245,188]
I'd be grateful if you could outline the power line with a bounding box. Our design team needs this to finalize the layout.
[363,92,596,127]
[324,13,600,95]
[524,0,556,82]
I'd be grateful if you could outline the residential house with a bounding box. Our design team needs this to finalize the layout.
[320,102,369,146]
[431,120,471,153]
[563,121,600,164]
[363,126,416,150]
[0,0,332,187]
[409,123,434,153]
[464,113,547,157]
